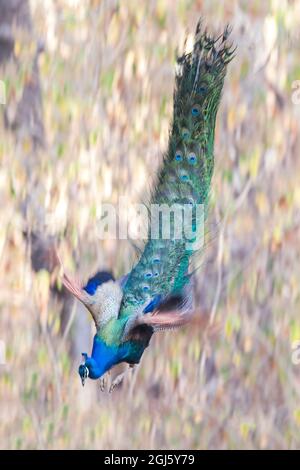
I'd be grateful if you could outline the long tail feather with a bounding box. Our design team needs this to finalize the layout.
[119,21,234,319]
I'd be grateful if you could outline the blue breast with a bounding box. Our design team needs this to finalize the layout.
[91,335,146,373]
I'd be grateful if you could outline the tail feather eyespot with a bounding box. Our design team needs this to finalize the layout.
[191,104,201,117]
[187,152,197,165]
[175,150,183,162]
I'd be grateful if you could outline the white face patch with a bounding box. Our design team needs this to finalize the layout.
[89,281,123,327]
[84,366,89,378]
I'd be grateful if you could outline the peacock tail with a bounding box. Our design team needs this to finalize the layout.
[119,22,235,320]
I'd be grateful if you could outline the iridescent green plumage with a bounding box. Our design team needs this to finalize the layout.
[119,22,234,321]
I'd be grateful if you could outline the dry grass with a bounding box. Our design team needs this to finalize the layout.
[0,0,300,449]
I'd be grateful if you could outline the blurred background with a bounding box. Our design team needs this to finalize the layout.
[0,0,300,450]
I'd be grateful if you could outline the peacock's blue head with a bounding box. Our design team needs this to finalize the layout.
[78,352,106,386]
[78,338,129,386]
[78,353,90,386]
[78,363,89,386]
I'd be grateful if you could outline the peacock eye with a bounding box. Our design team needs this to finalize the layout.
[175,150,183,162]
[186,197,194,206]
[153,271,159,277]
[144,272,153,279]
[181,128,190,140]
[152,257,160,264]
[188,152,197,165]
[191,104,201,116]
[142,285,150,292]
[180,172,189,182]
[198,84,208,95]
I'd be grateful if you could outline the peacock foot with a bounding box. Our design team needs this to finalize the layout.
[99,375,107,392]
[109,371,126,393]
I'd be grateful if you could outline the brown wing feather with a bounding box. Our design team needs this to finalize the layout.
[137,308,194,330]
[54,249,99,329]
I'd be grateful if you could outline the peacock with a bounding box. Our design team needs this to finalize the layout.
[57,20,234,391]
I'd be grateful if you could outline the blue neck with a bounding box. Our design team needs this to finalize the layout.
[85,335,131,379]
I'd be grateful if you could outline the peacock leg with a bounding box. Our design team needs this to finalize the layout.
[99,374,107,392]
[109,364,135,393]
[109,371,126,393]
[99,370,111,392]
